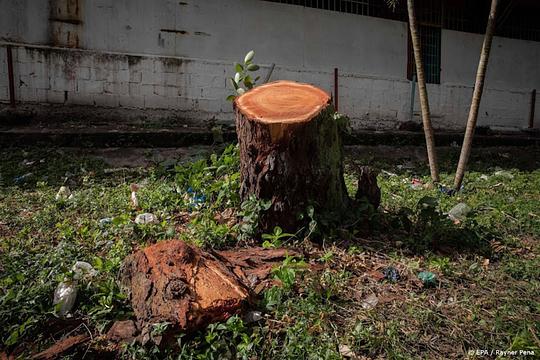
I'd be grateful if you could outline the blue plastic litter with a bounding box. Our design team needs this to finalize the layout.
[186,188,206,210]
[382,267,400,282]
[14,173,33,184]
[438,184,463,196]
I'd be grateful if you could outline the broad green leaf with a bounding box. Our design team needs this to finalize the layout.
[234,62,243,72]
[262,241,275,249]
[247,64,259,71]
[244,80,253,89]
[244,50,255,63]
[234,72,241,83]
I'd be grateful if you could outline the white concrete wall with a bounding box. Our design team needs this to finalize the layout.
[0,0,49,44]
[441,30,540,129]
[0,0,538,130]
[0,46,236,121]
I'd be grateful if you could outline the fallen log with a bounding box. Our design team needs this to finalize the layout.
[119,240,299,342]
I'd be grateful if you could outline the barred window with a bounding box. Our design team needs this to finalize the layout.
[262,0,540,42]
[262,0,402,19]
[407,25,441,84]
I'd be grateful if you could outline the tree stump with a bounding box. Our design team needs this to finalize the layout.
[234,80,350,232]
[118,240,300,342]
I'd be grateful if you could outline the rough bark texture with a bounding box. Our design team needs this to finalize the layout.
[119,240,299,340]
[120,240,250,336]
[454,0,499,190]
[215,247,299,293]
[355,166,381,209]
[107,320,138,344]
[234,80,349,232]
[30,334,89,360]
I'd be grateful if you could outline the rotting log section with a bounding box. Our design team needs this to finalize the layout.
[234,80,350,232]
[118,240,300,344]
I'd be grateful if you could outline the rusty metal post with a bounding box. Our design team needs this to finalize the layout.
[529,89,536,128]
[334,67,339,112]
[264,63,275,83]
[6,46,16,107]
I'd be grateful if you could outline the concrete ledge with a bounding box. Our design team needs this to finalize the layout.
[0,127,538,148]
[1,104,538,148]
[343,130,540,147]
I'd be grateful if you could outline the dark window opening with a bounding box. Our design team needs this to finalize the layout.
[407,25,441,84]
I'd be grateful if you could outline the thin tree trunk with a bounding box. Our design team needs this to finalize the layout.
[407,0,439,183]
[454,0,499,190]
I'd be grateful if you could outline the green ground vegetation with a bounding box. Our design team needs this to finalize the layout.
[0,145,539,359]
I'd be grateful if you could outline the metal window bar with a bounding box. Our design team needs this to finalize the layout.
[262,0,540,42]
[261,0,405,19]
[407,25,441,84]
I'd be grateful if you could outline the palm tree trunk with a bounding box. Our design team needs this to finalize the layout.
[454,0,499,190]
[407,0,439,183]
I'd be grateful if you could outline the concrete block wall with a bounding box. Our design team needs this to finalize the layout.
[0,0,538,130]
[0,45,239,122]
[0,44,415,129]
[1,43,538,130]
[0,0,540,129]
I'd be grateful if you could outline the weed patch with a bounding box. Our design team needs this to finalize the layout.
[0,145,538,358]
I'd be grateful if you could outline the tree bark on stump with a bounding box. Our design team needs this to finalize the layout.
[234,80,350,233]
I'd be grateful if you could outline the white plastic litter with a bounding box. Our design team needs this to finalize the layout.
[53,281,78,317]
[135,213,157,225]
[130,184,140,209]
[448,203,472,222]
[381,170,397,177]
[53,262,97,317]
[131,192,139,209]
[361,293,379,310]
[99,217,113,227]
[494,170,514,179]
[72,261,97,280]
[55,186,73,201]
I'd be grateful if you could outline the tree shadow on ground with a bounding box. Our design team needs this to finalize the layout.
[346,145,540,174]
[0,147,129,189]
[325,198,494,260]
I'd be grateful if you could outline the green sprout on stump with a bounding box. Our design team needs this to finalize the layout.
[227,50,260,101]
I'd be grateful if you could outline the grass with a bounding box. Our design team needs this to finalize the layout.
[0,144,539,359]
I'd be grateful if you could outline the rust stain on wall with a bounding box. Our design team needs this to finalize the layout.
[49,0,83,48]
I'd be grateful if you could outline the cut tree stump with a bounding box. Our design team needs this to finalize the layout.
[234,80,350,232]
